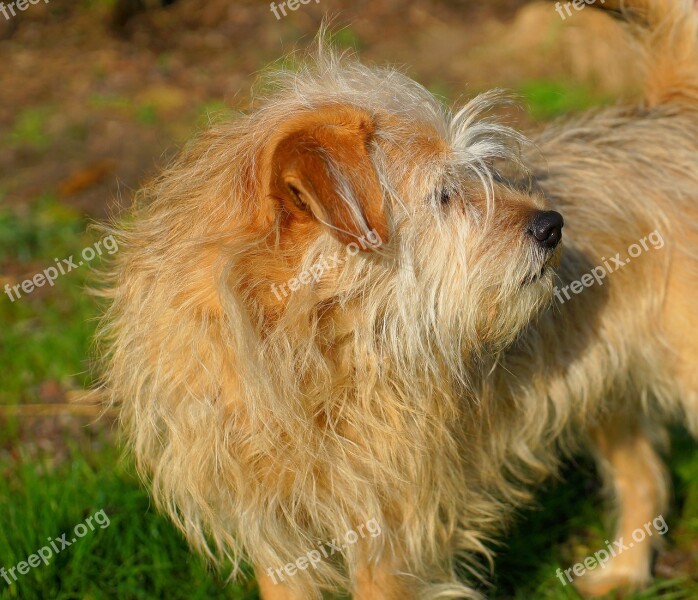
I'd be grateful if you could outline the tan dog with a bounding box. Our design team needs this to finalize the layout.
[98,1,698,598]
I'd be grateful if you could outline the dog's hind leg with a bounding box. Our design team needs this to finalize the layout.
[574,418,669,597]
[661,235,698,436]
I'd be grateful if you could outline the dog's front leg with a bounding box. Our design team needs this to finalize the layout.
[255,567,306,600]
[351,555,417,600]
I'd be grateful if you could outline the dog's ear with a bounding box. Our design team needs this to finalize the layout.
[266,105,389,247]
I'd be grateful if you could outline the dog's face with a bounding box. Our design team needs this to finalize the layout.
[239,81,561,363]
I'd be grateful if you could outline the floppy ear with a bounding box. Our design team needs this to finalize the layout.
[267,105,389,247]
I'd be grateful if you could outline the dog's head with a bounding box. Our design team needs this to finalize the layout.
[236,58,561,358]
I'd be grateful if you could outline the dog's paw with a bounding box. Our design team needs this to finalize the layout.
[573,567,650,598]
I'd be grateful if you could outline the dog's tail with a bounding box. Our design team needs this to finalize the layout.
[592,0,698,107]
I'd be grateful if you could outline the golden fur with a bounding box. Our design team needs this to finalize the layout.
[98,1,698,598]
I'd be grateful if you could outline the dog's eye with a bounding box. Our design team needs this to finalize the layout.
[439,190,450,205]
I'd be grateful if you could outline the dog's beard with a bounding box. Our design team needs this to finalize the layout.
[406,218,559,352]
[486,247,558,346]
[344,239,561,364]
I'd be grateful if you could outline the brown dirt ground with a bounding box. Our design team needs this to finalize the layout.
[1,0,641,218]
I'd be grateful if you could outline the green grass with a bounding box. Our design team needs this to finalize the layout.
[328,27,363,51]
[5,108,54,151]
[516,80,614,121]
[135,104,158,125]
[88,94,164,126]
[0,448,256,600]
[196,100,236,128]
[0,196,97,409]
[2,187,697,597]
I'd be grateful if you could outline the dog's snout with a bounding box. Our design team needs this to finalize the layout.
[528,210,564,250]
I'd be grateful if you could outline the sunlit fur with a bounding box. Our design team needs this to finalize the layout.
[98,1,698,598]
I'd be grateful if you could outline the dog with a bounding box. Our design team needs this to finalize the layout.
[97,0,698,597]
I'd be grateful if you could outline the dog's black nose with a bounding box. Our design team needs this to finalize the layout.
[528,210,564,249]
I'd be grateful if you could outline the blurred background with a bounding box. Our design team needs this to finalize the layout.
[1,1,696,598]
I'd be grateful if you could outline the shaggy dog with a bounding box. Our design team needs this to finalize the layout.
[98,0,698,597]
